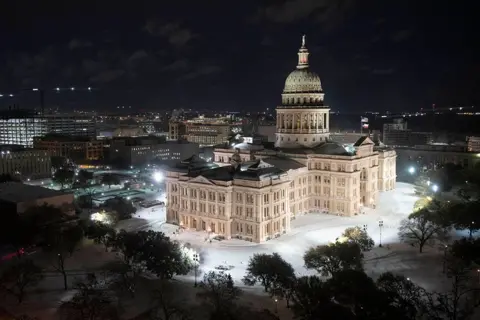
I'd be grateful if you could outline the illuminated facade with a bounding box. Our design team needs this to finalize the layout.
[0,146,51,179]
[166,36,397,242]
[33,136,105,161]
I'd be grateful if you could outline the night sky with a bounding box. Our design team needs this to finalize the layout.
[0,0,478,113]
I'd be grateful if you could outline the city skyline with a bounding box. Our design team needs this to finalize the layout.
[0,0,478,112]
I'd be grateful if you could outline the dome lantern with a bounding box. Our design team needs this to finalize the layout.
[297,35,309,69]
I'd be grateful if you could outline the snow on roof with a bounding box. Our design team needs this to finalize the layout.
[0,182,71,203]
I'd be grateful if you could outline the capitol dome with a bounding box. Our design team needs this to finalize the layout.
[280,35,325,106]
[283,68,322,93]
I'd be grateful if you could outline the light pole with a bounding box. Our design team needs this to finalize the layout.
[378,220,384,247]
[442,245,448,273]
[193,253,199,287]
[274,298,278,313]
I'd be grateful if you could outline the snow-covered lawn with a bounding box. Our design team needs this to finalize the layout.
[145,182,426,286]
[2,182,455,319]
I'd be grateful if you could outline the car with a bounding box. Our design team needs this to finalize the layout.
[215,265,229,271]
[0,246,25,261]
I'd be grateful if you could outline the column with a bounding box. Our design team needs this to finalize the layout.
[326,112,329,131]
[300,112,303,131]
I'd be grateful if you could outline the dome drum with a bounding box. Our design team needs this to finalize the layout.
[281,92,325,106]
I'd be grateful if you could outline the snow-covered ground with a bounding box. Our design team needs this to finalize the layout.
[144,183,423,286]
[1,182,456,319]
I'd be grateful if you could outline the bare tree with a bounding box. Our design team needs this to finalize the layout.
[149,281,191,320]
[398,208,450,253]
[58,274,120,320]
[0,260,44,303]
[428,258,480,320]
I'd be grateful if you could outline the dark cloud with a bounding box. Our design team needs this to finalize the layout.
[89,69,125,83]
[253,0,355,31]
[68,39,92,50]
[162,59,189,72]
[371,68,395,75]
[178,65,221,81]
[127,50,149,63]
[391,29,413,42]
[261,36,274,46]
[144,20,194,47]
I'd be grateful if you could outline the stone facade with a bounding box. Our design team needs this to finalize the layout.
[165,36,397,243]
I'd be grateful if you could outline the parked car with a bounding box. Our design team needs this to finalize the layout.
[0,246,25,261]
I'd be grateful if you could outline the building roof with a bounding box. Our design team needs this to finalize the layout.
[312,142,353,156]
[261,156,305,171]
[37,134,94,142]
[169,155,217,173]
[231,142,264,151]
[187,165,236,181]
[0,182,70,203]
[234,160,286,181]
[353,136,372,147]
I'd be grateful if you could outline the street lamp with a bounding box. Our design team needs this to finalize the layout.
[193,253,199,287]
[408,166,415,174]
[274,298,278,313]
[432,184,439,192]
[378,220,384,247]
[443,245,448,273]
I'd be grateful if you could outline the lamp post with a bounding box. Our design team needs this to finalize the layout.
[274,298,278,313]
[378,220,384,247]
[470,221,475,239]
[193,253,199,287]
[442,245,448,273]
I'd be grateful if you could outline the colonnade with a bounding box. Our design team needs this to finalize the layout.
[277,111,329,132]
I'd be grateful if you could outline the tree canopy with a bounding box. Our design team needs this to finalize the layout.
[303,242,363,277]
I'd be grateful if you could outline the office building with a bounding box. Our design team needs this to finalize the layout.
[383,118,432,146]
[467,136,480,152]
[0,110,96,147]
[33,135,105,161]
[0,145,51,179]
[110,137,199,167]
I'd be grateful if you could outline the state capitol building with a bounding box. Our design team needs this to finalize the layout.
[165,36,397,243]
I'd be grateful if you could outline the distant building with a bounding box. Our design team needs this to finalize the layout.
[383,118,432,146]
[109,137,199,167]
[42,114,96,138]
[0,145,51,179]
[168,121,185,140]
[467,136,480,152]
[396,143,480,170]
[0,182,74,215]
[256,125,276,142]
[33,135,105,162]
[0,110,96,147]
